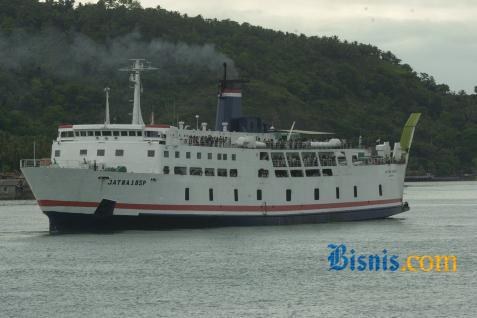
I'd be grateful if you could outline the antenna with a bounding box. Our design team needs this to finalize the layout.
[104,87,110,125]
[119,59,157,125]
[287,121,296,141]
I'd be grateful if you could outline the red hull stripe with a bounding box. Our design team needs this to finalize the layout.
[38,198,402,212]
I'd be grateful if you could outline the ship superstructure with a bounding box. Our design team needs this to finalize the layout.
[21,59,420,232]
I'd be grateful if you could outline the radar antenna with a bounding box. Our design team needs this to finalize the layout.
[119,59,157,125]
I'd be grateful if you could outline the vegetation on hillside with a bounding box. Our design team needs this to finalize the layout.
[0,0,476,176]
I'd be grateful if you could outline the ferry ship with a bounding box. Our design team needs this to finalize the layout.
[21,59,420,232]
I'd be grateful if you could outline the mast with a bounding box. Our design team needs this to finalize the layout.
[119,59,157,125]
[104,87,110,125]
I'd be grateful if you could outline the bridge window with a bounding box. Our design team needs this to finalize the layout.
[185,188,189,201]
[258,169,269,178]
[230,169,238,177]
[115,149,124,157]
[209,188,214,201]
[97,149,105,156]
[286,152,302,167]
[290,170,304,177]
[379,184,383,196]
[148,150,155,157]
[305,169,321,177]
[234,189,238,202]
[94,131,101,137]
[257,189,262,200]
[113,131,119,137]
[314,188,320,200]
[275,170,288,178]
[163,166,169,174]
[121,131,128,136]
[217,169,227,177]
[128,131,136,136]
[286,189,292,202]
[80,131,87,137]
[205,168,215,176]
[174,166,187,175]
[88,131,94,137]
[354,186,358,198]
[102,131,112,136]
[336,187,340,199]
[79,149,87,156]
[54,150,60,157]
[190,167,203,176]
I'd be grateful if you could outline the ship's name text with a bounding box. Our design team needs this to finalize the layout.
[107,179,147,186]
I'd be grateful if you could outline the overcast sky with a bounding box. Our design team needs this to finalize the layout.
[83,0,477,93]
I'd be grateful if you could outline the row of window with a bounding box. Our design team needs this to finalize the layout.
[164,151,236,161]
[260,151,344,167]
[184,185,384,201]
[267,168,333,178]
[165,167,238,177]
[60,130,149,138]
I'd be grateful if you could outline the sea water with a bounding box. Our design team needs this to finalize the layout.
[0,182,475,317]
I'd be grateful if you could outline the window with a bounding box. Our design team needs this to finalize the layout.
[102,131,112,136]
[271,152,287,167]
[234,189,238,202]
[319,152,337,166]
[95,131,101,137]
[148,150,155,157]
[209,188,214,201]
[88,131,94,136]
[305,169,321,177]
[314,188,320,200]
[336,187,340,199]
[259,152,269,160]
[60,132,67,138]
[217,153,222,160]
[290,170,304,177]
[286,152,302,167]
[205,168,215,176]
[197,152,202,159]
[190,167,203,176]
[137,131,142,136]
[223,154,227,160]
[208,153,212,160]
[75,131,79,137]
[54,150,60,157]
[337,155,347,166]
[97,149,105,156]
[185,188,189,201]
[113,131,119,136]
[174,166,187,175]
[230,169,238,177]
[257,189,262,201]
[217,169,227,177]
[175,151,180,158]
[286,189,292,202]
[128,131,136,136]
[258,169,269,178]
[121,131,128,136]
[322,169,333,176]
[275,170,288,178]
[163,166,169,174]
[354,186,358,198]
[80,131,87,137]
[232,154,236,161]
[163,151,169,158]
[302,152,319,167]
[379,184,383,196]
[186,152,191,159]
[115,149,124,157]
[79,149,87,156]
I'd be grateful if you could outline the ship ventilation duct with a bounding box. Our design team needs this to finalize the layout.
[215,63,247,131]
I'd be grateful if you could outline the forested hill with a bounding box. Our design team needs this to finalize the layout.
[0,0,476,176]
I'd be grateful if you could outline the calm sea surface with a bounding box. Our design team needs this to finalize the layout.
[0,182,476,318]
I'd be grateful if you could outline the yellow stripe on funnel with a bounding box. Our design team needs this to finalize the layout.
[400,113,421,152]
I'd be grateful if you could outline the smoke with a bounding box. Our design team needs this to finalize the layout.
[0,29,237,79]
